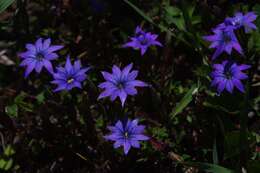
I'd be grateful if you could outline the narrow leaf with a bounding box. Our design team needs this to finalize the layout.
[171,85,198,117]
[0,0,15,14]
[123,0,192,47]
[183,162,234,173]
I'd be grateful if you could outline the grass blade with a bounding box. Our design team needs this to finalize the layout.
[0,0,15,14]
[171,85,198,118]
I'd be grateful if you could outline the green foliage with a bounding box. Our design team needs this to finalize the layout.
[0,0,259,172]
[163,3,201,31]
[0,145,17,171]
[5,92,33,118]
[36,92,45,104]
[151,127,168,140]
[0,0,15,13]
[5,104,18,117]
[171,85,198,118]
[183,162,234,173]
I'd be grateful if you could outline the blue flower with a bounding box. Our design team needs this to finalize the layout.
[203,24,243,59]
[104,119,149,155]
[123,26,162,56]
[19,38,63,77]
[210,60,250,94]
[225,12,257,33]
[98,63,148,106]
[51,56,90,92]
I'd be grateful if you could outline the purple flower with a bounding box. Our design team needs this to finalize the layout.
[51,56,90,92]
[19,38,63,77]
[225,12,257,33]
[210,60,251,94]
[98,63,148,106]
[203,24,243,59]
[104,119,149,155]
[123,26,162,56]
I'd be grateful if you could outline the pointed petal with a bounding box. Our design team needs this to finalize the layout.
[45,53,58,60]
[112,65,122,78]
[127,70,138,80]
[226,80,234,93]
[65,56,73,72]
[238,64,251,70]
[130,140,140,148]
[43,60,53,73]
[140,46,148,55]
[25,44,36,53]
[101,71,115,82]
[124,86,137,95]
[123,141,131,155]
[20,58,34,66]
[212,45,224,60]
[122,63,133,78]
[35,61,43,73]
[43,38,51,49]
[233,42,243,55]
[115,120,124,132]
[53,84,67,92]
[128,80,148,87]
[35,38,43,51]
[113,140,124,148]
[24,61,36,78]
[217,80,226,94]
[133,134,149,141]
[232,78,245,93]
[47,45,64,53]
[119,90,127,106]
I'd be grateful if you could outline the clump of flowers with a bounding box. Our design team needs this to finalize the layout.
[203,11,257,60]
[203,11,256,95]
[51,56,90,92]
[98,63,148,106]
[19,38,63,77]
[225,12,257,33]
[203,24,243,60]
[104,119,149,155]
[210,60,251,94]
[123,26,162,56]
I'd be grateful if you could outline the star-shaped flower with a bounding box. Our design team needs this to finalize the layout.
[98,63,148,106]
[123,26,162,56]
[104,119,149,155]
[203,24,243,59]
[19,38,63,77]
[51,56,90,92]
[225,12,257,33]
[210,60,250,94]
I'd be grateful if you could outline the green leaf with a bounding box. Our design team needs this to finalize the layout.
[164,5,186,30]
[224,131,240,159]
[123,0,154,24]
[203,102,239,115]
[123,0,192,47]
[14,92,33,112]
[0,0,15,14]
[36,92,45,104]
[213,138,218,164]
[165,6,181,17]
[171,85,198,117]
[0,159,5,169]
[247,32,260,53]
[5,104,18,117]
[3,159,13,171]
[253,4,260,29]
[183,162,234,173]
[4,145,15,156]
